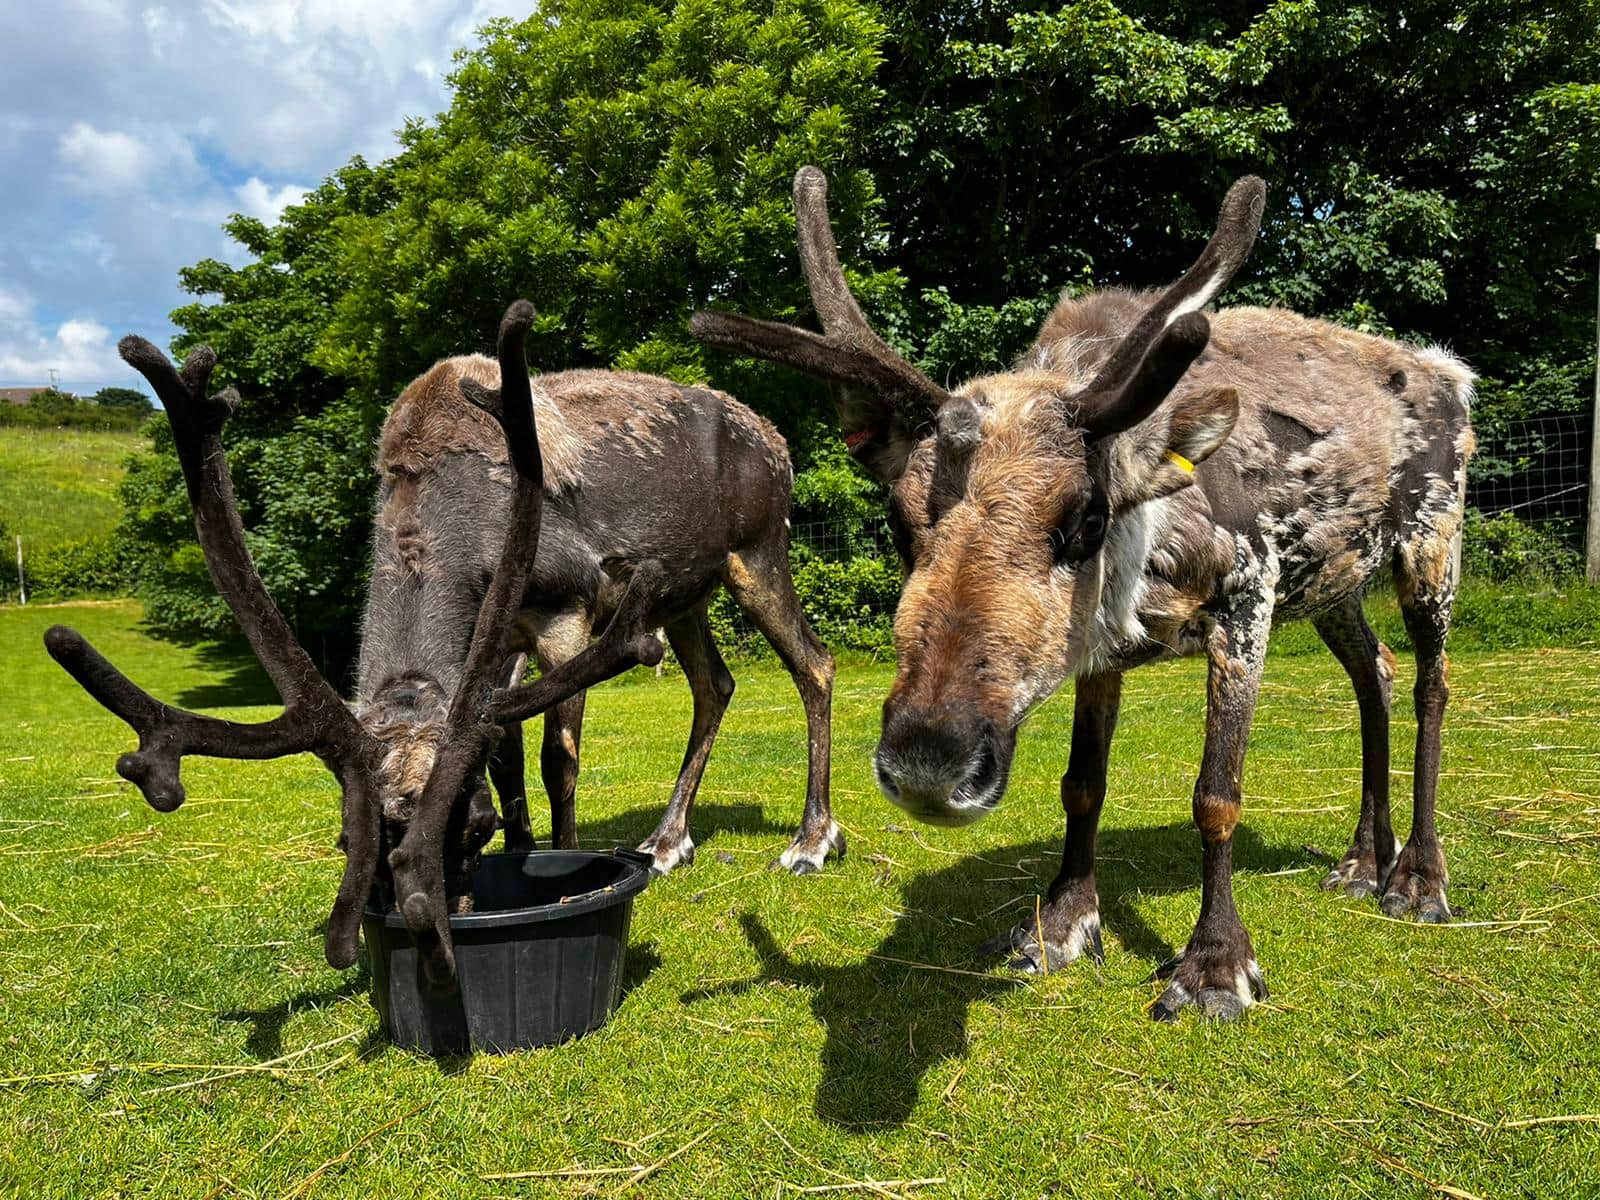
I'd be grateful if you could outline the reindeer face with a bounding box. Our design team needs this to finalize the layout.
[690,164,1263,830]
[874,378,1116,825]
[357,675,450,823]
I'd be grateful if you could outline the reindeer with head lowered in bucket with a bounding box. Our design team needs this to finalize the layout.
[694,169,1475,1020]
[46,303,667,985]
[355,319,842,878]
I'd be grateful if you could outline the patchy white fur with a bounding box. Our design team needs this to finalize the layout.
[639,830,695,875]
[1167,268,1229,323]
[1029,330,1118,376]
[1051,910,1103,965]
[1414,345,1477,406]
[777,819,846,872]
[1072,497,1170,679]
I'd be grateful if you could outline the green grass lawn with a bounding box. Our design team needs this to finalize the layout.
[2,600,1597,1198]
[0,426,142,550]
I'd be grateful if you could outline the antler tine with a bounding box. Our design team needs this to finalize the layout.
[325,766,383,968]
[116,337,362,723]
[691,167,950,423]
[43,625,311,811]
[490,561,666,725]
[47,334,385,971]
[118,336,219,416]
[691,310,944,415]
[1078,177,1266,415]
[793,167,883,346]
[1077,312,1212,440]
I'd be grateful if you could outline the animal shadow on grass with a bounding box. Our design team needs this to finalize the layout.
[568,802,795,854]
[170,636,281,709]
[219,960,372,1061]
[685,821,1301,1130]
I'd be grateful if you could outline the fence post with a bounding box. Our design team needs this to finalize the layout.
[15,535,25,606]
[1589,233,1600,584]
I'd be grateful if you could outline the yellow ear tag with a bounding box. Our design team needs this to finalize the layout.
[1163,449,1195,473]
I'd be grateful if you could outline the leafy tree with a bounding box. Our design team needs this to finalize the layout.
[89,387,153,411]
[126,0,1600,662]
[126,0,888,669]
[28,388,76,413]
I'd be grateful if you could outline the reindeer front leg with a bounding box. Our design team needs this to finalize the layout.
[1152,585,1273,1022]
[983,671,1122,973]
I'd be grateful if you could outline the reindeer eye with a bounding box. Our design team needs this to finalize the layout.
[1050,494,1109,567]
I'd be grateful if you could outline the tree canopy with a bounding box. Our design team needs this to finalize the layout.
[124,0,1600,665]
[86,387,152,413]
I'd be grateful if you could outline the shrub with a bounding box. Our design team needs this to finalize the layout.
[706,546,899,658]
[0,398,150,433]
[1462,510,1582,582]
[3,532,139,602]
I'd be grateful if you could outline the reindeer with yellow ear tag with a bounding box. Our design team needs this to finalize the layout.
[695,168,1474,1021]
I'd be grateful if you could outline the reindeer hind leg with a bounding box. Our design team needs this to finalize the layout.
[490,719,536,853]
[637,606,734,874]
[1311,595,1398,898]
[1385,528,1459,923]
[535,609,591,851]
[722,544,841,875]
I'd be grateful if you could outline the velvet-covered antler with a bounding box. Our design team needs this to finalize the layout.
[1074,177,1266,440]
[698,167,950,416]
[48,303,664,987]
[386,303,665,986]
[691,167,951,461]
[44,339,384,969]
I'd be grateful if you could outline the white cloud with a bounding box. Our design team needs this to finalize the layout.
[67,231,116,269]
[58,123,152,193]
[1,1,525,392]
[233,177,311,223]
[0,289,128,391]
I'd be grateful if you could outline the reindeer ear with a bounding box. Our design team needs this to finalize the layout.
[1141,387,1239,501]
[834,385,930,483]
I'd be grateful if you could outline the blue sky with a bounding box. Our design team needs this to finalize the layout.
[0,0,518,397]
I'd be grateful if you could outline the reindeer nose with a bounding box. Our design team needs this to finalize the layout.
[388,685,422,709]
[874,705,1008,826]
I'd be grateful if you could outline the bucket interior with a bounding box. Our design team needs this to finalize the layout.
[468,852,634,914]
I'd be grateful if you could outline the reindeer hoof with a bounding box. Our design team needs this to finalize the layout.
[638,832,695,875]
[1148,948,1266,1022]
[1378,841,1451,922]
[1380,884,1451,922]
[979,907,1104,975]
[1321,860,1380,899]
[1320,834,1399,900]
[773,821,846,875]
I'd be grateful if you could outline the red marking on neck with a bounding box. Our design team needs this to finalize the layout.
[844,428,877,453]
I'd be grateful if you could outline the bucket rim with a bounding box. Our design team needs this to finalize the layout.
[364,847,651,931]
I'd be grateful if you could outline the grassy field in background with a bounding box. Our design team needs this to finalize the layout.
[1,600,1597,1198]
[0,426,141,550]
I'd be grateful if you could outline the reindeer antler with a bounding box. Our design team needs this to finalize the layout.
[45,340,384,969]
[1075,177,1266,439]
[691,166,950,425]
[693,169,1265,452]
[386,303,665,986]
[48,303,665,988]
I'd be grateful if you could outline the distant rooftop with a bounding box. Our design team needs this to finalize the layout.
[0,387,49,406]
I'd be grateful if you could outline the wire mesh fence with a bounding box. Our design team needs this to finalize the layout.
[1467,411,1592,549]
[788,519,894,561]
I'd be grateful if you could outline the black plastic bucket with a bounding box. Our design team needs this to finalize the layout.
[363,848,652,1054]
